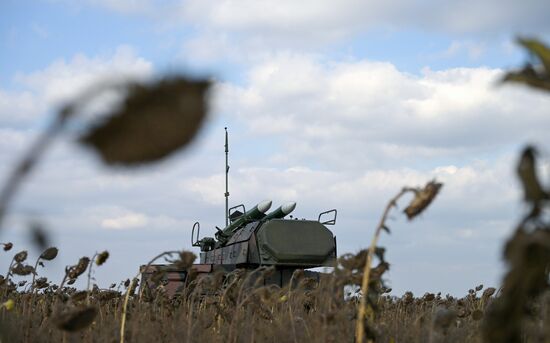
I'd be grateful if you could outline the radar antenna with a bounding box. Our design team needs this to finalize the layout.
[224,127,230,227]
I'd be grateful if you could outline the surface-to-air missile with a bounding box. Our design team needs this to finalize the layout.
[140,129,338,296]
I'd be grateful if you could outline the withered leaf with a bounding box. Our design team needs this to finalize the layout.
[54,306,97,332]
[79,77,210,165]
[518,38,550,74]
[502,68,550,92]
[502,38,550,92]
[338,250,367,271]
[516,146,548,204]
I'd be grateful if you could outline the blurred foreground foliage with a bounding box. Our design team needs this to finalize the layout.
[481,37,550,343]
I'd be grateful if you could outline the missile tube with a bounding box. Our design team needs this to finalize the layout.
[221,200,272,235]
[263,202,297,220]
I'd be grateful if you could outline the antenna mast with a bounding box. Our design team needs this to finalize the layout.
[224,127,229,227]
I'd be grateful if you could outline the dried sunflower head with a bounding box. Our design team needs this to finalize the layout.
[40,247,58,261]
[95,251,109,266]
[14,250,28,263]
[404,181,443,220]
[68,257,90,280]
[34,277,49,289]
[11,263,34,276]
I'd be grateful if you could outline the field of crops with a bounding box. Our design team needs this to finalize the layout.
[1,243,549,343]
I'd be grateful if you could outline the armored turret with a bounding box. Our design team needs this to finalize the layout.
[194,200,336,269]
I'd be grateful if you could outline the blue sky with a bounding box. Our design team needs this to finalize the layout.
[1,0,550,295]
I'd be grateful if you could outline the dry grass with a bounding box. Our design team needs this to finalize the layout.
[1,246,549,343]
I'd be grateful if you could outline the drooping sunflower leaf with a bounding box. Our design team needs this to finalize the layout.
[516,146,548,204]
[503,67,550,91]
[79,77,210,166]
[518,38,550,73]
[502,38,550,92]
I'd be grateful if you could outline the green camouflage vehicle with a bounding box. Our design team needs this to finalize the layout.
[140,129,337,297]
[140,200,337,297]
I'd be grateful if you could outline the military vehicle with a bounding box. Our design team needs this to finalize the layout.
[140,129,338,296]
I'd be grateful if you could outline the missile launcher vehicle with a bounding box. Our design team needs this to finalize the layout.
[140,200,337,296]
[140,129,338,296]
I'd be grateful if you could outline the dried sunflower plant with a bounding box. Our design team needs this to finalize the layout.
[355,180,443,343]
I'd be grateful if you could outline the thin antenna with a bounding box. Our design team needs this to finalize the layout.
[224,127,229,227]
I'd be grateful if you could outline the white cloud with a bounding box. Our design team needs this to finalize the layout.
[101,211,149,229]
[81,0,550,64]
[184,156,518,220]
[15,45,153,105]
[0,90,43,126]
[215,55,550,170]
[96,0,550,37]
[432,40,486,60]
[1,45,153,126]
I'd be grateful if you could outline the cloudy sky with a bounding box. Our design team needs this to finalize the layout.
[1,0,550,295]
